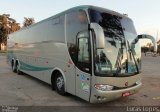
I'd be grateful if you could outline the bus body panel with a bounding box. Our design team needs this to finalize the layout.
[90,74,142,103]
[93,74,141,88]
[7,14,77,95]
[8,6,91,101]
[90,82,141,103]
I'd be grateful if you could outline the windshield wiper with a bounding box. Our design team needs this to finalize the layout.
[129,49,139,73]
[115,40,125,75]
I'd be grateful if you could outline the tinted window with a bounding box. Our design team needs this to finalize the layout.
[66,10,88,64]
[77,31,91,73]
[89,9,124,38]
[78,33,89,63]
[89,9,138,76]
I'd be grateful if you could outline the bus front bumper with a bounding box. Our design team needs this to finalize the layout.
[90,83,142,103]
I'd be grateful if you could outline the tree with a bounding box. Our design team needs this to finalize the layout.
[146,42,152,52]
[157,40,160,54]
[23,17,35,27]
[157,40,160,45]
[141,46,149,53]
[0,14,21,50]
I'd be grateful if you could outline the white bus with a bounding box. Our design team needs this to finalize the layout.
[7,5,157,103]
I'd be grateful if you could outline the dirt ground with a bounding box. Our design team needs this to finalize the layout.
[0,53,159,106]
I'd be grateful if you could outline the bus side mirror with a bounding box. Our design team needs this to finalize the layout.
[90,23,105,49]
[131,34,157,52]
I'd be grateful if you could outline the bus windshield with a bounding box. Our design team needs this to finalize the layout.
[89,9,140,77]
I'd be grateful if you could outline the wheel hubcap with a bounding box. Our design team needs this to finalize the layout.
[56,76,64,90]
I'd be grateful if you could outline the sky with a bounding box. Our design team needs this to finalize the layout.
[0,0,160,45]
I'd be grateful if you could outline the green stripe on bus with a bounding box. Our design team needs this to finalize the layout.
[19,61,53,71]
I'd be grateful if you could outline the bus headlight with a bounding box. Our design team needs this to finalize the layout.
[94,84,114,91]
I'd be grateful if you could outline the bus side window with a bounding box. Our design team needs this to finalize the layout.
[77,31,91,73]
[78,38,89,63]
[66,10,88,65]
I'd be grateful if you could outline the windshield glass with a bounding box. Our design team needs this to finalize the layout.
[121,18,142,71]
[89,9,140,77]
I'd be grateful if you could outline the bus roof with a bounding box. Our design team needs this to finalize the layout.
[9,5,131,36]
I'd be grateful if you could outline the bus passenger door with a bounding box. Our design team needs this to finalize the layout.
[75,31,91,101]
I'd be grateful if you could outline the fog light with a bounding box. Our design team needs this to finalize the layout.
[136,80,141,85]
[96,96,106,100]
[95,84,113,91]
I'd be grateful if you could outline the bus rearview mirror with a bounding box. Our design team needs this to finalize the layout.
[90,23,105,49]
[131,34,157,52]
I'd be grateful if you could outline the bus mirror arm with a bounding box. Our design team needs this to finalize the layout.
[89,23,105,49]
[131,34,157,53]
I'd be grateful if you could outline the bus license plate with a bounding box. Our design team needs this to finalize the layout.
[122,92,130,97]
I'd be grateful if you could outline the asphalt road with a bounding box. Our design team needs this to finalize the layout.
[0,53,159,107]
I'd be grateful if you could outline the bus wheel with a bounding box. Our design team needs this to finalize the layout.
[12,60,16,73]
[16,62,22,75]
[55,73,66,95]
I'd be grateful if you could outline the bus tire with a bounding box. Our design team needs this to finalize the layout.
[55,72,66,95]
[12,60,16,73]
